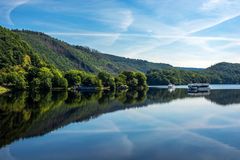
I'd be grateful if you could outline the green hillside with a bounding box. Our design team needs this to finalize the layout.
[147,62,240,85]
[0,26,69,90]
[0,26,43,68]
[207,62,240,72]
[14,30,171,73]
[0,26,148,91]
[205,62,240,84]
[2,25,240,87]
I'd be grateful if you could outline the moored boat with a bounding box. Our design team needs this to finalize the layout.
[188,83,210,92]
[168,83,175,89]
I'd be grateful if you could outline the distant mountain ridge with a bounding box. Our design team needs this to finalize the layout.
[14,30,171,73]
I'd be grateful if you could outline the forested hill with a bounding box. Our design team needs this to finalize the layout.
[206,62,240,83]
[0,26,42,68]
[2,25,240,86]
[207,62,240,73]
[146,62,240,85]
[14,30,171,73]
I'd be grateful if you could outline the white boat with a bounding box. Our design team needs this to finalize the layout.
[188,83,210,92]
[168,83,175,89]
[167,84,175,92]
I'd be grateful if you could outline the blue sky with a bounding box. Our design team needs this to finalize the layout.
[1,0,240,67]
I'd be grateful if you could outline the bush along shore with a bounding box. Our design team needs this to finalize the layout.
[0,60,148,92]
[65,70,148,91]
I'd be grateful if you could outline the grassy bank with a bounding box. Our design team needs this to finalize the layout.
[0,86,10,94]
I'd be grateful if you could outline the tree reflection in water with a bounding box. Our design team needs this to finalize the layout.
[1,88,240,148]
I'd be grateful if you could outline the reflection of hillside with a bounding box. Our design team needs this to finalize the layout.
[1,88,240,148]
[147,88,188,103]
[0,89,195,148]
[148,88,240,106]
[0,91,68,148]
[0,90,148,148]
[205,90,240,106]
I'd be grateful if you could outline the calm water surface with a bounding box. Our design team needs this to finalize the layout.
[1,86,240,160]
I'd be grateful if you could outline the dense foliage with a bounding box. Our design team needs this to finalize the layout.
[2,26,240,89]
[14,29,240,85]
[97,72,115,89]
[0,27,42,68]
[121,71,148,90]
[147,62,240,85]
[65,70,103,88]
[14,30,171,73]
[64,70,148,90]
[205,62,240,84]
[146,69,208,85]
[0,26,148,91]
[0,27,68,90]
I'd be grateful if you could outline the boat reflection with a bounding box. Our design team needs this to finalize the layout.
[188,91,210,96]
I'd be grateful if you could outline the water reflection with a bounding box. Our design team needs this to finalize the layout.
[0,89,148,148]
[1,88,240,153]
[205,89,240,106]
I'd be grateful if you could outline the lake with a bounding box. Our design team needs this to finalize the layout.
[1,85,240,160]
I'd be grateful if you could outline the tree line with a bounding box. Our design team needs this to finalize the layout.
[0,54,147,91]
[146,64,240,85]
[146,69,207,85]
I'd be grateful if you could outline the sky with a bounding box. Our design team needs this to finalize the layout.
[0,0,240,68]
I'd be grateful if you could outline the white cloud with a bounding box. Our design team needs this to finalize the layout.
[86,9,133,32]
[33,1,134,44]
[47,32,240,43]
[181,13,240,34]
[201,0,228,11]
[119,10,134,31]
[0,0,30,24]
[5,0,240,67]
